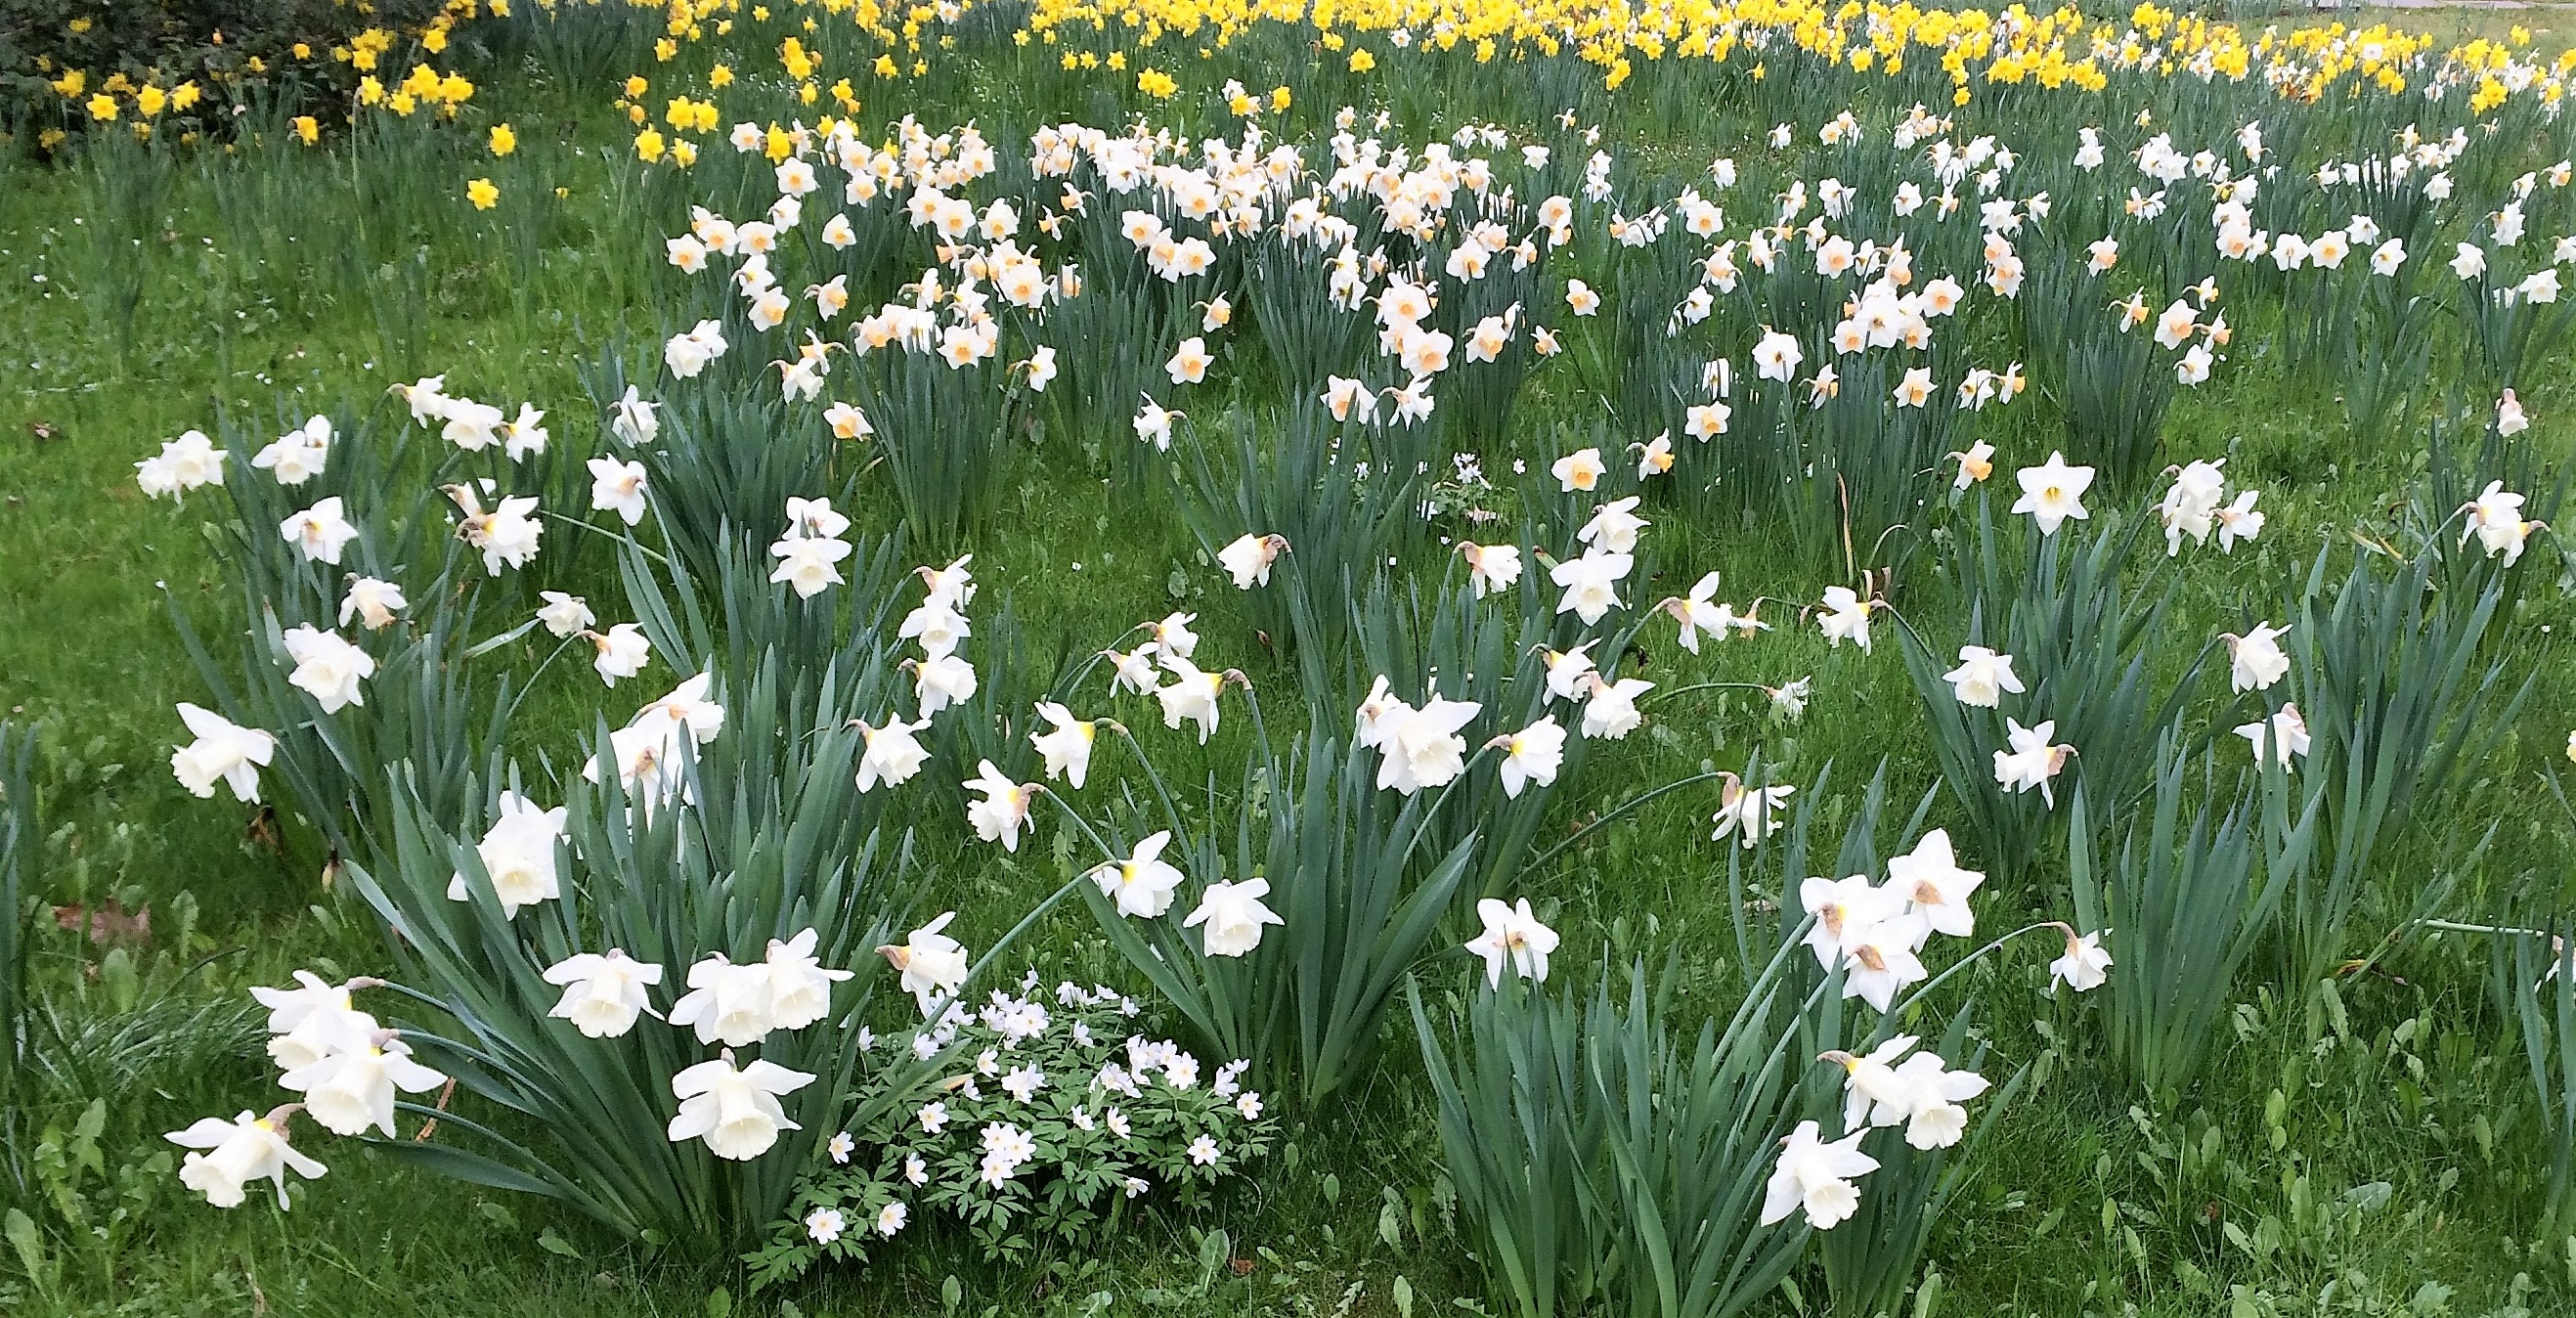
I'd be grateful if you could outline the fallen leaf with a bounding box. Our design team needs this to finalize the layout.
[246,805,281,853]
[53,899,152,946]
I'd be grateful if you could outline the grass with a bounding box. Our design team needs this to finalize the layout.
[4,14,2576,1318]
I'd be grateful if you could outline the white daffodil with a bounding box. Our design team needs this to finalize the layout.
[444,791,569,917]
[1760,1120,1879,1230]
[1713,772,1795,849]
[878,912,971,1016]
[2157,459,2227,554]
[1184,878,1284,957]
[667,1053,815,1161]
[1029,702,1099,788]
[1942,646,2024,708]
[280,1034,449,1138]
[589,457,650,526]
[170,702,275,803]
[1153,657,1230,744]
[2236,703,2312,768]
[1577,497,1648,554]
[669,953,777,1048]
[1089,830,1187,918]
[589,623,651,686]
[1491,716,1567,799]
[167,1108,327,1208]
[2213,490,2265,551]
[1581,675,1653,740]
[2460,480,2545,565]
[769,532,853,598]
[1817,586,1876,650]
[1886,828,1984,939]
[898,598,971,658]
[906,653,982,720]
[339,577,406,631]
[250,971,378,1070]
[2050,928,2114,991]
[1149,612,1200,661]
[964,759,1035,852]
[2222,622,2292,692]
[1800,873,1904,971]
[137,429,229,503]
[1375,694,1482,795]
[1459,542,1523,597]
[854,716,931,792]
[1550,548,1632,625]
[1822,1033,1920,1130]
[1465,898,1559,987]
[1217,533,1289,590]
[252,417,332,486]
[1992,718,2074,807]
[280,497,361,565]
[1544,641,1600,702]
[538,591,594,637]
[543,949,666,1038]
[759,929,853,1033]
[1550,446,1605,493]
[1841,913,1931,1011]
[1888,1051,1990,1149]
[610,386,660,446]
[281,625,375,714]
[2011,452,2094,536]
[1661,571,1729,653]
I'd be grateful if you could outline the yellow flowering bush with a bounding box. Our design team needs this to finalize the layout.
[2,0,488,147]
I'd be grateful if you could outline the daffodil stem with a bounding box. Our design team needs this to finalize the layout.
[1717,911,1821,1055]
[1035,788,1124,871]
[1525,769,1727,873]
[500,635,579,726]
[1890,920,2080,1017]
[963,865,1095,992]
[1642,681,1771,707]
[2417,918,2555,940]
[542,508,669,564]
[1111,725,1185,835]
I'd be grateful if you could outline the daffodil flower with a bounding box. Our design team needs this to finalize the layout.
[1089,830,1187,918]
[1465,898,1558,986]
[1550,548,1631,625]
[1217,532,1289,590]
[877,913,970,1016]
[543,950,665,1038]
[1713,771,1796,850]
[1183,878,1283,957]
[1458,542,1523,597]
[280,1033,449,1138]
[137,429,229,503]
[1490,716,1566,798]
[964,760,1035,851]
[2049,928,2113,992]
[1942,646,2024,708]
[167,1107,327,1208]
[1816,586,1876,650]
[1029,702,1098,788]
[1760,1120,1878,1230]
[170,703,274,803]
[667,1052,814,1161]
[2011,452,2094,536]
[1991,718,2074,806]
[2221,622,2292,692]
[1887,829,1984,938]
